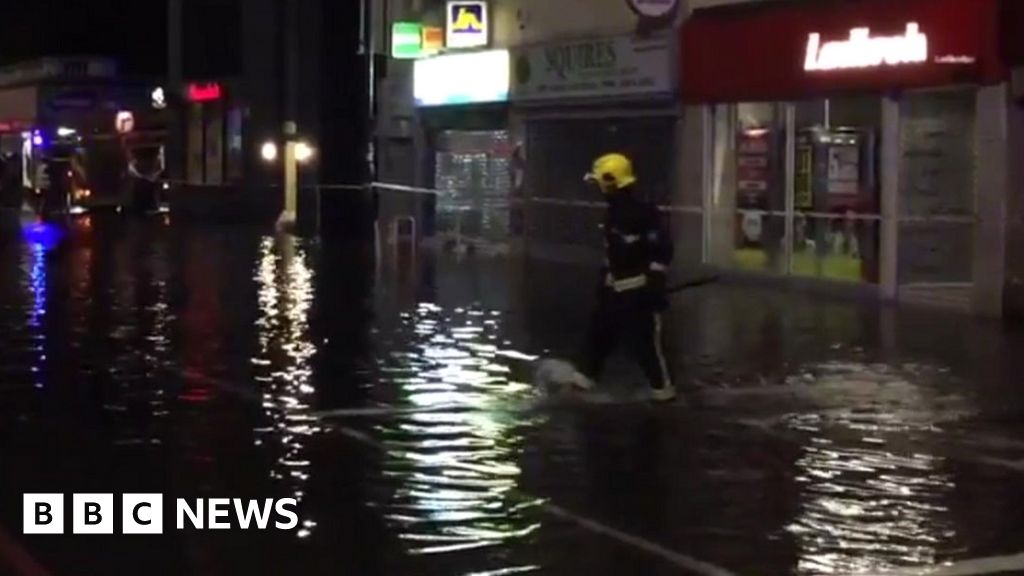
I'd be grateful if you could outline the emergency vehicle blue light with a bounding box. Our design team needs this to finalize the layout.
[22,222,63,250]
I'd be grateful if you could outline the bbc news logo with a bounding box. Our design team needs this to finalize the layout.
[24,494,298,535]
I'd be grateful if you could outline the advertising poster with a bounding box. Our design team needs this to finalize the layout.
[826,145,860,197]
[736,129,771,208]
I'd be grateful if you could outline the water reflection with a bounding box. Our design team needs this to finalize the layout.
[785,364,957,575]
[373,302,542,572]
[25,238,48,388]
[253,235,320,538]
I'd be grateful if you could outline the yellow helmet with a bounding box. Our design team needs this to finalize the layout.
[585,153,637,194]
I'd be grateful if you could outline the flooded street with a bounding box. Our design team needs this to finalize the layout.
[2,215,1024,576]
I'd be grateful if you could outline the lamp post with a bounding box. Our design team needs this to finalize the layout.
[276,0,308,233]
[269,130,315,233]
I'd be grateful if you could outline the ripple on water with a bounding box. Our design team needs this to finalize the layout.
[356,302,544,571]
[783,363,962,575]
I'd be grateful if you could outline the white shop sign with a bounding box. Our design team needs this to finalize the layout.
[511,34,674,103]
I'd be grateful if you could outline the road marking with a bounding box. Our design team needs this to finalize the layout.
[849,552,1024,576]
[542,503,738,576]
[335,424,738,576]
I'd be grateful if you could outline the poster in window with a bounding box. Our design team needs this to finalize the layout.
[827,145,859,196]
[204,106,223,185]
[226,108,243,181]
[795,145,813,209]
[736,129,771,207]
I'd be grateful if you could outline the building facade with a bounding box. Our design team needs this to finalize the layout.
[680,0,1024,317]
[375,0,689,260]
[379,0,1024,318]
[167,0,375,236]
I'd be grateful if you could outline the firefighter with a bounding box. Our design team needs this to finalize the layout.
[572,152,676,402]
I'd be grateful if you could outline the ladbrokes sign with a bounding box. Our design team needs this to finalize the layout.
[804,23,929,72]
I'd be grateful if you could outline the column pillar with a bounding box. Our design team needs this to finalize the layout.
[880,96,901,301]
[973,84,1009,317]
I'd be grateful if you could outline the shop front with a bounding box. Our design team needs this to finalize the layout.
[510,32,680,263]
[682,0,1024,314]
[412,49,513,248]
[181,81,244,187]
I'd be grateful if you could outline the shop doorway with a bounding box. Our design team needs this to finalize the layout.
[432,129,514,249]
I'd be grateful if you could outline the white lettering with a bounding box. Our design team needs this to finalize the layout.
[176,499,203,530]
[233,499,274,530]
[275,498,299,530]
[805,23,927,72]
[208,498,231,529]
[935,55,976,64]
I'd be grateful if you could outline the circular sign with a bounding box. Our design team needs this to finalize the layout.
[115,111,135,134]
[626,0,678,19]
[741,213,763,243]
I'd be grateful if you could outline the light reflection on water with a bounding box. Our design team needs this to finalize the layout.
[4,222,1008,575]
[784,364,958,575]
[26,241,47,388]
[371,302,543,572]
[253,236,320,538]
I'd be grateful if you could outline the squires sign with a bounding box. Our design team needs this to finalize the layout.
[545,41,617,80]
[804,23,928,72]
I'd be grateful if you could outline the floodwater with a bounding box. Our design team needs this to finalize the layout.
[1,214,1024,576]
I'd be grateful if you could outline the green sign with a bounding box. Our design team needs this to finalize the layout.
[392,22,424,59]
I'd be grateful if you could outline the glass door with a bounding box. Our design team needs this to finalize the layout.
[708,98,883,285]
[791,97,882,284]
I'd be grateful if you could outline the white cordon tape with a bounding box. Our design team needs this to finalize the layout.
[362,182,705,214]
[163,180,975,224]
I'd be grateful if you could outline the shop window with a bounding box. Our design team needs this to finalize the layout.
[708,97,882,283]
[226,107,243,182]
[709,102,787,274]
[793,97,881,284]
[433,130,513,246]
[186,103,204,185]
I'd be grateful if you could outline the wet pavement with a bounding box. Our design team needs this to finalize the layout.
[2,214,1024,576]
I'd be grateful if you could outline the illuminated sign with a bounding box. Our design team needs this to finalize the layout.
[414,50,509,106]
[152,87,167,109]
[187,82,223,102]
[422,26,445,53]
[805,23,928,72]
[392,23,444,59]
[392,22,424,59]
[446,1,488,49]
[115,111,135,134]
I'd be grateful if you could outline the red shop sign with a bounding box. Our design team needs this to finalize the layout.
[681,0,1014,103]
[187,82,223,103]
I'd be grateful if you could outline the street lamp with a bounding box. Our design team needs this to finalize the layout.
[261,141,279,162]
[294,141,315,163]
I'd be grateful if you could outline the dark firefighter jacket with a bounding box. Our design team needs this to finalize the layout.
[602,188,674,300]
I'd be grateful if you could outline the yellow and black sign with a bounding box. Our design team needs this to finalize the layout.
[446,1,488,49]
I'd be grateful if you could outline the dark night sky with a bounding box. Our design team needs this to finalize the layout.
[2,0,168,74]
